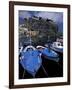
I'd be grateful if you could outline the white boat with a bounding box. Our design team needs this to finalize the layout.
[51,42,63,54]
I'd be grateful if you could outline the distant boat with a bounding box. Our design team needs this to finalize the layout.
[51,42,63,54]
[20,45,42,77]
[36,46,59,62]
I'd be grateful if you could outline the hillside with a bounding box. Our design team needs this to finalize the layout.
[19,16,63,46]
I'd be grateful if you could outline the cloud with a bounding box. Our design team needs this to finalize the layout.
[36,12,63,23]
[19,11,31,18]
[19,11,63,23]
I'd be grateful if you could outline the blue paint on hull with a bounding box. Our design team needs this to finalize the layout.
[20,50,42,77]
[38,48,59,62]
[51,47,63,54]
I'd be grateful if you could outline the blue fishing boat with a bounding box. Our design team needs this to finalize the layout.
[36,46,59,62]
[20,45,42,77]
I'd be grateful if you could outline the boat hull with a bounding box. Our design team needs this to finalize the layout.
[41,53,59,62]
[38,48,59,62]
[20,50,42,77]
[51,47,63,54]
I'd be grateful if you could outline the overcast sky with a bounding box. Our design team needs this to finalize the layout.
[19,10,63,23]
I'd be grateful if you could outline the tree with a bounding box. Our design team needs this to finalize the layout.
[19,16,61,46]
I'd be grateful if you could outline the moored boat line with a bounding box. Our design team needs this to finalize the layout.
[19,43,63,78]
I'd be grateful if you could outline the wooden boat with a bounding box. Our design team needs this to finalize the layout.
[36,46,59,62]
[20,45,42,77]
